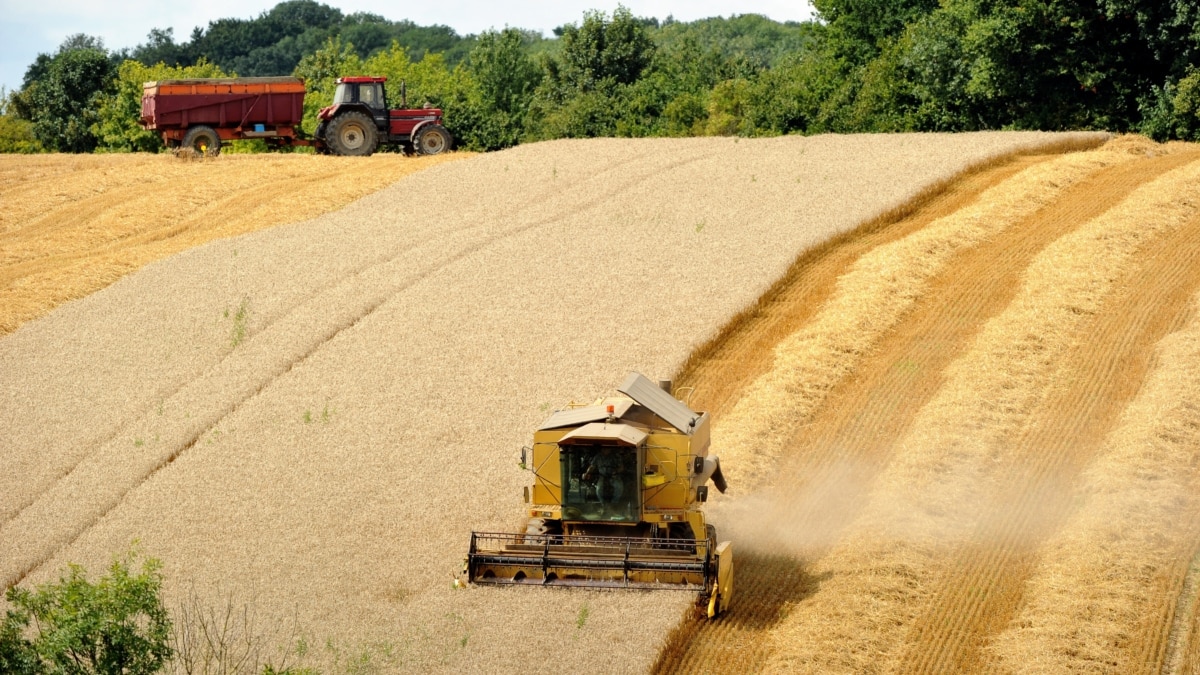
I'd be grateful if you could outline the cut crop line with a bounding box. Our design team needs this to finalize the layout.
[979,225,1200,667]
[898,151,1200,674]
[671,137,1105,420]
[709,143,1134,498]
[747,147,1200,673]
[1164,541,1200,674]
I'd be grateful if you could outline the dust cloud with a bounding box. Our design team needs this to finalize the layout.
[708,450,1081,562]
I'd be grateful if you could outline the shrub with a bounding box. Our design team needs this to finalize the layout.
[0,551,172,675]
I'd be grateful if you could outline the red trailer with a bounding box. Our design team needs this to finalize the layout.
[141,77,307,155]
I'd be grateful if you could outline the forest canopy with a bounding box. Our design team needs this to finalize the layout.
[3,0,1199,154]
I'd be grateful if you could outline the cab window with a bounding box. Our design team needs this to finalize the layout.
[560,444,639,523]
[360,83,384,109]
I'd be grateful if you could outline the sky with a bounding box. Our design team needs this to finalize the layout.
[0,1,816,96]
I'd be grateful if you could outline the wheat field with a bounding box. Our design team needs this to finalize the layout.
[8,131,1171,673]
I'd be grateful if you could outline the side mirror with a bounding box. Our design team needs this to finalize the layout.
[519,446,529,470]
[693,456,705,474]
[696,486,709,503]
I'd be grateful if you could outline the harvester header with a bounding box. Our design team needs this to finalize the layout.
[466,372,733,617]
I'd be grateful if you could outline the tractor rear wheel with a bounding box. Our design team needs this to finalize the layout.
[181,125,221,157]
[326,111,379,157]
[414,124,452,155]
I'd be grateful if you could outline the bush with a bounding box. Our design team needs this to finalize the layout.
[0,114,42,153]
[0,551,172,675]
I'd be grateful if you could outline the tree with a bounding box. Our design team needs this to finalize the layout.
[554,6,656,91]
[811,0,939,63]
[526,6,658,140]
[13,35,115,152]
[0,87,42,153]
[778,0,1200,136]
[471,29,541,118]
[131,28,190,68]
[460,28,543,149]
[654,14,817,70]
[0,552,172,675]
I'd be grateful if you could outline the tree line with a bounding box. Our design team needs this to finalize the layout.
[2,0,1199,155]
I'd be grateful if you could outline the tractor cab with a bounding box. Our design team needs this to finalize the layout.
[332,79,386,109]
[329,77,389,129]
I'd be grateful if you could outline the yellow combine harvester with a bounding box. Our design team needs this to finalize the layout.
[466,373,733,617]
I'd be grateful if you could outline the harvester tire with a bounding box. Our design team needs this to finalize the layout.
[181,125,221,157]
[326,111,379,157]
[414,124,452,155]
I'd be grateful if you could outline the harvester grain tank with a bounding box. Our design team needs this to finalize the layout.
[466,373,733,617]
[139,76,452,157]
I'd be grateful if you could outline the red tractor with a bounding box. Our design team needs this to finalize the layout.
[315,76,452,156]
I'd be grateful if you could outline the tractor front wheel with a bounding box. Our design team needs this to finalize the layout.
[326,111,379,157]
[181,125,221,157]
[414,124,452,155]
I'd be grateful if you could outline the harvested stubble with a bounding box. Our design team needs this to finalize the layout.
[652,133,1200,667]
[676,138,1200,672]
[0,132,1094,673]
[987,289,1200,673]
[0,151,465,335]
[802,150,1195,670]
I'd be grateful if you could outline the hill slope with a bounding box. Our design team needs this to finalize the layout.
[0,133,1103,672]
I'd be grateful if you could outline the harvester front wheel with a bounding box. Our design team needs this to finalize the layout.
[414,124,452,155]
[326,111,378,157]
[181,125,221,157]
[707,541,734,618]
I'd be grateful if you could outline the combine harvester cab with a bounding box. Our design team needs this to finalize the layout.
[467,372,733,617]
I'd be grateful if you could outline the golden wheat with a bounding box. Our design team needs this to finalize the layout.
[988,296,1200,672]
[755,144,1200,673]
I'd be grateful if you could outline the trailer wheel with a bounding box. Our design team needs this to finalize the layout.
[181,126,221,157]
[326,111,378,157]
[414,124,452,155]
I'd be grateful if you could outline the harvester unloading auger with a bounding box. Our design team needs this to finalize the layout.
[465,372,733,617]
